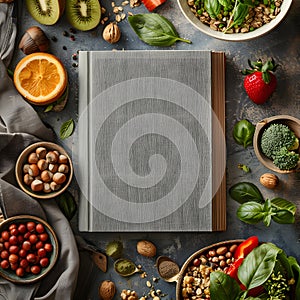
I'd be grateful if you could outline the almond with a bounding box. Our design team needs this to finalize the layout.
[136,240,156,258]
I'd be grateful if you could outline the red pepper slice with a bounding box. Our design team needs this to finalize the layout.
[226,257,244,281]
[142,0,167,11]
[234,236,259,259]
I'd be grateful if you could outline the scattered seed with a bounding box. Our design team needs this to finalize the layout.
[112,1,115,7]
[63,46,67,50]
[72,53,77,60]
[103,17,108,22]
[146,281,152,288]
[113,6,119,13]
[121,13,126,20]
[51,36,57,42]
[128,11,133,16]
[69,27,76,34]
[63,31,69,37]
[122,0,129,5]
[118,6,124,11]
[70,35,75,41]
[101,6,106,13]
[115,14,121,22]
[72,62,78,68]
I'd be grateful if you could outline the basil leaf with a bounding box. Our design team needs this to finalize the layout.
[128,14,191,47]
[44,104,53,113]
[229,182,264,204]
[238,243,280,290]
[263,199,273,226]
[233,119,255,148]
[210,271,241,300]
[56,191,77,220]
[287,256,300,300]
[272,210,295,224]
[271,197,296,215]
[204,0,221,18]
[233,3,249,26]
[60,119,74,140]
[237,202,265,224]
[218,0,231,8]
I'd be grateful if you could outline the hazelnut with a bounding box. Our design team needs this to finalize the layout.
[28,152,38,164]
[53,172,66,185]
[136,240,156,257]
[48,163,58,173]
[102,22,121,44]
[31,179,43,192]
[28,164,39,177]
[36,147,47,159]
[24,174,34,186]
[41,170,53,183]
[37,159,48,171]
[50,181,61,191]
[260,173,279,189]
[58,164,69,174]
[43,183,51,193]
[58,154,68,164]
[98,280,116,300]
[46,151,58,164]
[23,164,30,174]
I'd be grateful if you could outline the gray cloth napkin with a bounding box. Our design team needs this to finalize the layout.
[0,3,79,299]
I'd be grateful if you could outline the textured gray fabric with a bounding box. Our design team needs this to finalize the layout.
[0,3,79,299]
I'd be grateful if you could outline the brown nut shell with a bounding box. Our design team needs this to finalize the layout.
[53,172,66,185]
[28,152,39,164]
[102,22,121,44]
[19,26,50,55]
[259,173,279,189]
[31,179,44,192]
[99,280,116,300]
[136,240,156,257]
[46,151,58,164]
[37,159,48,171]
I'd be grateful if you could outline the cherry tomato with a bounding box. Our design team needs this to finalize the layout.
[36,224,45,234]
[9,235,18,245]
[19,249,27,258]
[0,260,9,269]
[9,224,17,231]
[26,253,37,264]
[1,231,10,241]
[8,254,19,264]
[29,234,38,244]
[16,267,25,277]
[44,243,53,253]
[35,241,44,250]
[39,233,49,242]
[10,228,19,236]
[4,242,10,249]
[24,232,31,240]
[22,241,31,251]
[40,257,49,268]
[18,224,27,234]
[19,259,29,269]
[31,265,41,274]
[1,250,9,259]
[27,222,36,233]
[9,245,19,254]
[37,248,47,258]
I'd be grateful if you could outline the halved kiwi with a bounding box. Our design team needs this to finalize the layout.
[26,0,65,25]
[66,0,101,31]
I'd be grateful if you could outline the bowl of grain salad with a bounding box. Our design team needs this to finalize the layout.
[177,0,293,41]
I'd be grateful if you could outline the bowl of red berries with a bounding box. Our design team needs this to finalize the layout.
[0,215,58,283]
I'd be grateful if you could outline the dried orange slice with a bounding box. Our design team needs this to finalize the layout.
[13,52,67,105]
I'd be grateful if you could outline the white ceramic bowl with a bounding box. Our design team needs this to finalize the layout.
[177,0,293,41]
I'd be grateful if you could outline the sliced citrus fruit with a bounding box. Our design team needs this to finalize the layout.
[13,52,67,105]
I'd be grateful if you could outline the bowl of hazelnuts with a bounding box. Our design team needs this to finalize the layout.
[15,142,73,199]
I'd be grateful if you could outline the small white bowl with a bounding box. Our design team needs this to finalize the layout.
[177,0,293,41]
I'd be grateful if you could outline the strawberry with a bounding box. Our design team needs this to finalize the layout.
[242,58,278,105]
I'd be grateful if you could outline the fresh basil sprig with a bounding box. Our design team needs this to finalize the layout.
[233,119,255,148]
[128,14,191,47]
[60,118,74,140]
[230,182,296,226]
[204,0,221,19]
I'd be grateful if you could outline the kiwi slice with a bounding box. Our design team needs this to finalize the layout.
[26,0,65,25]
[66,0,101,31]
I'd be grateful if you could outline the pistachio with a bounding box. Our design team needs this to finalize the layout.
[102,22,121,44]
[19,26,50,55]
[260,173,279,189]
[98,280,116,300]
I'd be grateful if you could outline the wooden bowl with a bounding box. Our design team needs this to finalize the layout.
[0,215,59,284]
[176,240,243,299]
[253,115,300,174]
[15,142,73,199]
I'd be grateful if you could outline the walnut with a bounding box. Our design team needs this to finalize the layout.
[259,173,279,189]
[98,280,116,300]
[102,22,121,44]
[136,240,156,257]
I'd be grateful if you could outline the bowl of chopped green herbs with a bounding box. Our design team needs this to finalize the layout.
[253,115,300,173]
[178,0,292,41]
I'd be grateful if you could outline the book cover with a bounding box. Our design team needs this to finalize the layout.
[76,50,226,232]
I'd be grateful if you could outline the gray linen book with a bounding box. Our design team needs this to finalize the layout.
[76,50,226,232]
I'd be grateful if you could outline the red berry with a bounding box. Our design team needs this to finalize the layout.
[31,265,41,274]
[35,241,44,249]
[29,234,38,244]
[16,267,25,277]
[0,260,9,269]
[44,243,53,253]
[39,233,49,242]
[9,224,17,231]
[193,258,201,267]
[37,248,47,258]
[19,249,27,258]
[1,231,10,241]
[10,228,19,236]
[26,253,37,264]
[22,241,31,251]
[8,254,19,264]
[9,235,18,245]
[9,245,19,254]
[36,224,45,234]
[4,242,10,249]
[27,221,36,232]
[40,257,49,268]
[1,250,9,259]
[18,224,27,234]
[19,259,29,268]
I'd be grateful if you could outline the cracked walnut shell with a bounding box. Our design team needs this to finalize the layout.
[102,22,121,44]
[98,280,116,300]
[259,173,279,189]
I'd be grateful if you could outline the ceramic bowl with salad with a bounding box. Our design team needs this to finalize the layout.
[176,237,300,299]
[177,0,293,41]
